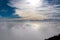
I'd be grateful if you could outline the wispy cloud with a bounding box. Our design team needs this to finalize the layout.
[8,0,60,20]
[8,0,47,20]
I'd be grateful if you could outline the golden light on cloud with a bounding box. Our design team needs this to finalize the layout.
[16,9,47,20]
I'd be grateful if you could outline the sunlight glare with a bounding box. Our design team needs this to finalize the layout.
[26,0,42,6]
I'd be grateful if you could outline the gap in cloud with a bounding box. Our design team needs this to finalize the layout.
[0,0,21,18]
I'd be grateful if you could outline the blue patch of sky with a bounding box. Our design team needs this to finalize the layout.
[0,0,21,18]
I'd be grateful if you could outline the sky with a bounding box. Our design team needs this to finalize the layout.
[0,0,60,40]
[0,0,60,20]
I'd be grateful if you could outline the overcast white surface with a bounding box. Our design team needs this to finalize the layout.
[0,21,60,40]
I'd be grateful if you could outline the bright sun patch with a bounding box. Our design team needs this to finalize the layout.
[26,0,42,6]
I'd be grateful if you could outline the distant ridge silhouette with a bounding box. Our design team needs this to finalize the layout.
[45,34,60,40]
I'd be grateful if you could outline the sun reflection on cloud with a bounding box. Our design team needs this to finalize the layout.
[23,22,41,31]
[24,23,40,31]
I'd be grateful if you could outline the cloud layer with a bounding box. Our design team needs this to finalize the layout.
[0,21,60,40]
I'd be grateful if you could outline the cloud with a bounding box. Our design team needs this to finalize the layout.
[47,0,60,5]
[8,0,48,20]
[8,0,60,20]
[36,0,60,19]
[0,21,60,40]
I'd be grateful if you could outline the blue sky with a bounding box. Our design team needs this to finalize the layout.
[0,0,20,18]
